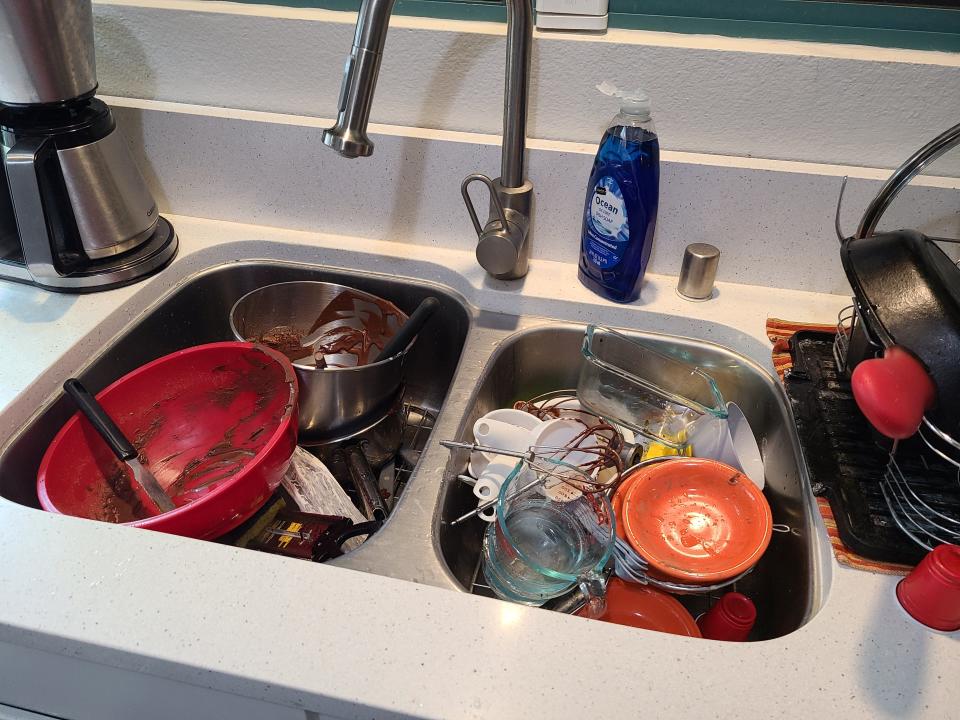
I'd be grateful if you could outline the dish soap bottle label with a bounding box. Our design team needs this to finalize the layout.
[584,176,629,269]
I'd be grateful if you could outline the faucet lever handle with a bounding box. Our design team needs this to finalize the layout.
[461,173,509,238]
[461,173,532,280]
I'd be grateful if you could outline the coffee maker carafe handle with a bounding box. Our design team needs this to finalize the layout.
[4,136,62,281]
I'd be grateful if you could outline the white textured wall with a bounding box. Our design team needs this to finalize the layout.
[93,1,960,172]
[111,99,959,295]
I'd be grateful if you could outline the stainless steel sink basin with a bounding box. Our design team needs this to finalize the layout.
[0,261,825,641]
[434,325,826,640]
[0,261,471,511]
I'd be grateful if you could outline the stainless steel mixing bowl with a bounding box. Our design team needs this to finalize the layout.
[229,281,408,444]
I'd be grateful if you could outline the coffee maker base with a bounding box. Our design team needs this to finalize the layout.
[0,216,178,293]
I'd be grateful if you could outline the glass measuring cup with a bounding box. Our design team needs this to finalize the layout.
[482,456,615,613]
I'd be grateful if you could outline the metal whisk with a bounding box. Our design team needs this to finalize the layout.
[441,441,622,525]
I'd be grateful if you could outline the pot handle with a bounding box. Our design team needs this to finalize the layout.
[378,296,440,360]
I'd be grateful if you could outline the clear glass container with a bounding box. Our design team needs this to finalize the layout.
[578,325,727,450]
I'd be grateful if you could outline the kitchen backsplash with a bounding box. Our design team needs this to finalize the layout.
[111,98,959,296]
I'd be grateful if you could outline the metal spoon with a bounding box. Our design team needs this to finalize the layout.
[63,379,176,514]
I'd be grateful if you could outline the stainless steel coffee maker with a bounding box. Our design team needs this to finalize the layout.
[0,0,176,292]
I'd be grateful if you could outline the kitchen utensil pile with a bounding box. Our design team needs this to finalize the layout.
[441,325,773,639]
[37,285,440,560]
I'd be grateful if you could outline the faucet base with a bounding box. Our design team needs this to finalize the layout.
[485,179,533,280]
[462,175,533,280]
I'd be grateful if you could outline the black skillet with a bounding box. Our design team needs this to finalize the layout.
[840,229,960,439]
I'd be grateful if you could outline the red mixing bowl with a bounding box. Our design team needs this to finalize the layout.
[37,342,298,540]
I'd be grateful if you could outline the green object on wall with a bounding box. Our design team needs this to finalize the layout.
[221,0,960,52]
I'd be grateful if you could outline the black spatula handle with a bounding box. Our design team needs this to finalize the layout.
[63,379,137,461]
[378,296,440,361]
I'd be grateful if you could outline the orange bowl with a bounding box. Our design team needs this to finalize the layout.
[621,458,772,584]
[612,470,639,541]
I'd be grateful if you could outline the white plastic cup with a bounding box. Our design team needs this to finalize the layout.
[473,417,535,453]
[469,409,544,477]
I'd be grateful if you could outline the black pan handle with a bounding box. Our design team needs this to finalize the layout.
[378,296,440,361]
[63,379,137,461]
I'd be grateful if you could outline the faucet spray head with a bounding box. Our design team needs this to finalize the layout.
[322,37,384,159]
[322,125,374,159]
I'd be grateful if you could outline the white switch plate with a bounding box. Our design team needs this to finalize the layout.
[536,11,609,31]
[535,0,608,16]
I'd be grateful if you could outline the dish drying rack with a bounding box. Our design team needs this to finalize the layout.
[883,451,960,551]
[791,315,960,556]
[835,303,960,472]
[393,403,436,499]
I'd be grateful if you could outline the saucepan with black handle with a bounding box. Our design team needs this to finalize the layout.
[834,121,960,458]
[230,281,440,445]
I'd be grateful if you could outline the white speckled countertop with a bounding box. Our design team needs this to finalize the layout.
[0,215,956,719]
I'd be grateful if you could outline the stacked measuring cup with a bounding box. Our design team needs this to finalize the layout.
[481,456,615,615]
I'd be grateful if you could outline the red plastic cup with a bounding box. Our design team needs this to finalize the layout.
[697,592,757,641]
[896,544,960,632]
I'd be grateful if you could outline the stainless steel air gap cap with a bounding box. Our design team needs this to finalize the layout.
[677,243,720,301]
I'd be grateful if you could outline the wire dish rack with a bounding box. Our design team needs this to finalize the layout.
[833,306,960,551]
[832,304,857,373]
[883,452,960,551]
[393,403,436,501]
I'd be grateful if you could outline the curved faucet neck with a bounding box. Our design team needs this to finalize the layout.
[500,0,533,188]
[323,0,533,189]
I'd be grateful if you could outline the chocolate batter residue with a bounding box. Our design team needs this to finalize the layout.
[250,290,405,368]
[254,325,313,363]
[132,415,164,464]
[88,349,293,522]
[99,461,150,523]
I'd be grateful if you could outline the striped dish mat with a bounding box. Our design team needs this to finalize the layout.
[766,317,837,381]
[766,317,913,575]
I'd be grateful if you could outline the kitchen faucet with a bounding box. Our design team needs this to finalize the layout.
[322,0,534,280]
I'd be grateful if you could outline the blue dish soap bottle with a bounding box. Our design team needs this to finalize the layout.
[578,82,660,303]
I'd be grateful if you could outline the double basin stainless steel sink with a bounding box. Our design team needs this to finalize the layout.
[0,261,826,640]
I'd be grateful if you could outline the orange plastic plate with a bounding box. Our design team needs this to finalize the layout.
[622,458,773,583]
[580,578,702,637]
